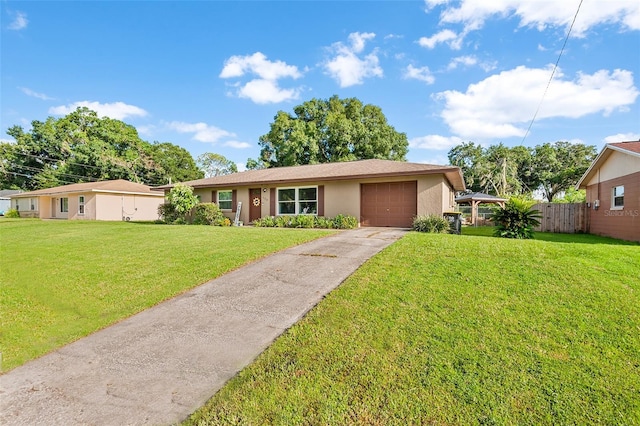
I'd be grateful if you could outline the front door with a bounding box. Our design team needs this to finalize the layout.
[249,188,262,223]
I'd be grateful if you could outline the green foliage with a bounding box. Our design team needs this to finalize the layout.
[167,183,198,215]
[252,214,357,229]
[259,95,408,167]
[196,153,238,177]
[1,107,202,190]
[491,197,541,239]
[4,208,20,218]
[552,188,586,203]
[412,214,450,233]
[157,203,179,223]
[192,203,229,226]
[448,141,597,200]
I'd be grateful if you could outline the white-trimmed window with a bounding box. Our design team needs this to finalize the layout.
[612,185,624,209]
[277,187,317,215]
[217,191,233,210]
[60,198,69,213]
[78,196,85,214]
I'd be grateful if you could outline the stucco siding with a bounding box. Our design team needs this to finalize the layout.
[585,171,640,242]
[95,194,163,221]
[586,151,640,186]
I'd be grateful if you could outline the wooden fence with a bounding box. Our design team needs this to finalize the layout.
[532,203,588,234]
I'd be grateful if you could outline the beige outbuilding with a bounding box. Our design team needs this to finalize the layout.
[156,159,465,228]
[10,179,165,221]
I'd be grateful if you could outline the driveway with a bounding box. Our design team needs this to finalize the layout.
[0,227,407,425]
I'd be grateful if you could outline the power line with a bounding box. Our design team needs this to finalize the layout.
[520,0,584,145]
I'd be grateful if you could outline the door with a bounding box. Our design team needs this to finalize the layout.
[249,188,262,222]
[360,181,417,227]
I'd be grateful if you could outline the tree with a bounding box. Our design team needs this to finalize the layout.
[2,107,202,190]
[258,95,408,167]
[167,183,198,215]
[196,153,237,177]
[245,157,267,170]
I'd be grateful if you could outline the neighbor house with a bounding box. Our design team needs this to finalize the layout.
[155,159,465,228]
[10,179,165,221]
[576,140,640,242]
[0,190,22,215]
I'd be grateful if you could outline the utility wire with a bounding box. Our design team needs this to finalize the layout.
[520,0,584,145]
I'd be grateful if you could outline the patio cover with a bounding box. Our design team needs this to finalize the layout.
[455,192,506,225]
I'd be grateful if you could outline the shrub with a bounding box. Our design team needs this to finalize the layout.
[192,203,227,226]
[294,215,315,228]
[167,183,198,216]
[253,216,276,227]
[4,208,20,218]
[333,214,358,229]
[490,197,541,239]
[158,203,179,223]
[314,216,334,229]
[412,215,450,233]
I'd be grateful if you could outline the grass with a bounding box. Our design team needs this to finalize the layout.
[186,227,640,425]
[0,219,333,372]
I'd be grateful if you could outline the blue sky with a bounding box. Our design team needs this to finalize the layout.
[2,0,639,170]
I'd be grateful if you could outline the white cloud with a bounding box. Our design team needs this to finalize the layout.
[223,140,252,149]
[8,11,28,30]
[409,134,464,150]
[417,155,451,166]
[403,65,435,84]
[418,29,464,50]
[447,55,497,72]
[427,0,640,36]
[49,101,148,120]
[168,121,235,144]
[435,66,639,139]
[324,32,383,87]
[19,87,54,100]
[603,133,640,144]
[220,52,303,104]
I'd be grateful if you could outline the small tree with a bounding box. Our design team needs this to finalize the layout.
[163,183,198,223]
[490,197,541,239]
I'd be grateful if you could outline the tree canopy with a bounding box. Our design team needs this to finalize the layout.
[257,95,408,167]
[1,107,203,190]
[196,153,237,177]
[448,141,597,202]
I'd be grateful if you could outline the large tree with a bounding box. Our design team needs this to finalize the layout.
[448,141,596,201]
[196,153,237,177]
[258,95,408,167]
[1,107,202,190]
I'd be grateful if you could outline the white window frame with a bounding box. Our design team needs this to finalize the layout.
[277,186,318,215]
[78,195,85,215]
[217,190,233,210]
[60,197,69,213]
[611,185,624,210]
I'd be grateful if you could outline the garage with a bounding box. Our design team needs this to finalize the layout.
[360,181,417,227]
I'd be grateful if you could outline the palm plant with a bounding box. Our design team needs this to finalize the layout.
[490,197,541,239]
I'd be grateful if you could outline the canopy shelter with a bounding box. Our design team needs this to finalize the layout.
[455,192,506,225]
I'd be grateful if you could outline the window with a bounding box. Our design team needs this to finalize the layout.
[218,191,233,210]
[60,198,68,213]
[277,187,317,215]
[78,196,85,214]
[612,185,624,209]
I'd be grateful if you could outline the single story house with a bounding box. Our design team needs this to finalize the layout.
[156,159,465,228]
[576,140,640,242]
[0,190,22,215]
[10,179,165,221]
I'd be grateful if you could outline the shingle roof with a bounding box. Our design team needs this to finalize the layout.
[576,140,640,189]
[155,159,466,191]
[0,190,22,198]
[10,180,164,198]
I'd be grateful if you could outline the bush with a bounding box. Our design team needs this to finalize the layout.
[167,183,198,216]
[313,216,335,229]
[192,203,228,226]
[4,208,20,218]
[490,197,541,239]
[158,203,179,223]
[412,215,450,233]
[253,216,276,227]
[333,214,358,229]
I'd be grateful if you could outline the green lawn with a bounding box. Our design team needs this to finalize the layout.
[0,219,332,372]
[186,228,640,425]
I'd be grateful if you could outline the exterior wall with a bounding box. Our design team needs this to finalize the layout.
[585,151,640,185]
[189,173,454,225]
[95,193,164,221]
[0,198,10,214]
[12,197,39,218]
[585,170,640,242]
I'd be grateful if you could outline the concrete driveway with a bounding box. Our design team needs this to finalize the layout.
[0,227,406,425]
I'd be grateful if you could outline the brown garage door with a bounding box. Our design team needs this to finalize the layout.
[360,181,417,227]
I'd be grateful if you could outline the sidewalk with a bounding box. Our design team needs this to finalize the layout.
[0,227,406,425]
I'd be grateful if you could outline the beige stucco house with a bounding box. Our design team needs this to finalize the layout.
[576,140,640,242]
[10,179,165,221]
[156,159,465,228]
